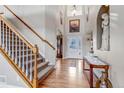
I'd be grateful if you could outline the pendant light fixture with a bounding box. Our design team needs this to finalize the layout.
[72,5,77,16]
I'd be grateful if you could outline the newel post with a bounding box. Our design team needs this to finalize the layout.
[33,44,38,88]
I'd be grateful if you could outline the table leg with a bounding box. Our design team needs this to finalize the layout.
[90,66,93,88]
[83,59,85,71]
[105,67,109,78]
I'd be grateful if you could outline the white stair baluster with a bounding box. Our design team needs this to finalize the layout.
[19,39,21,68]
[4,24,6,51]
[0,21,3,47]
[1,21,3,47]
[2,23,4,49]
[12,32,14,60]
[26,46,29,76]
[8,29,10,56]
[22,42,25,72]
[30,51,33,81]
[6,27,8,52]
[15,35,18,64]
[0,20,1,46]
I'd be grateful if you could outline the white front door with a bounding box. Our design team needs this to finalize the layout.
[66,36,82,59]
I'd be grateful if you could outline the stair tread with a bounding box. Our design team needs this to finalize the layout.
[17,54,36,57]
[27,61,48,75]
[25,58,43,64]
[38,65,53,80]
[38,61,49,68]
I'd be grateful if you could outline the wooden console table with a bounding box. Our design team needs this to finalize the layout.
[83,56,109,88]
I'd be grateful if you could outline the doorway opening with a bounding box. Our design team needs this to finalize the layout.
[56,33,63,58]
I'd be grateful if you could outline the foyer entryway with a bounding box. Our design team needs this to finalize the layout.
[39,59,89,88]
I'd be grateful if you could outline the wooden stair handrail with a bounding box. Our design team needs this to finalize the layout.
[0,12,4,15]
[0,15,34,50]
[4,5,55,50]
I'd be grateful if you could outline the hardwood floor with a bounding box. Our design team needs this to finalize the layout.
[39,59,90,88]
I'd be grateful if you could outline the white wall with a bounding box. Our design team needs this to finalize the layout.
[0,54,27,87]
[87,5,124,87]
[63,6,87,59]
[45,5,60,65]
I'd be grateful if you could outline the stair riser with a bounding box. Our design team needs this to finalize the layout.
[24,60,44,66]
[38,62,49,71]
[26,62,49,78]
[38,66,54,84]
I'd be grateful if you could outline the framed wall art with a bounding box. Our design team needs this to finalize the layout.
[69,19,80,33]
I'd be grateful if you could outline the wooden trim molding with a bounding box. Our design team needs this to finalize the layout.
[4,5,55,50]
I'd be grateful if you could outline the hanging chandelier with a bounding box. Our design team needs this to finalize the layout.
[71,5,77,16]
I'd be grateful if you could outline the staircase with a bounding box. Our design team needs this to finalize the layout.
[0,15,54,88]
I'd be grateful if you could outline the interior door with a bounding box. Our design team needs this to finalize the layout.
[57,35,63,58]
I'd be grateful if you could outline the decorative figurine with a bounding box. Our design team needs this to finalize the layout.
[96,71,113,88]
